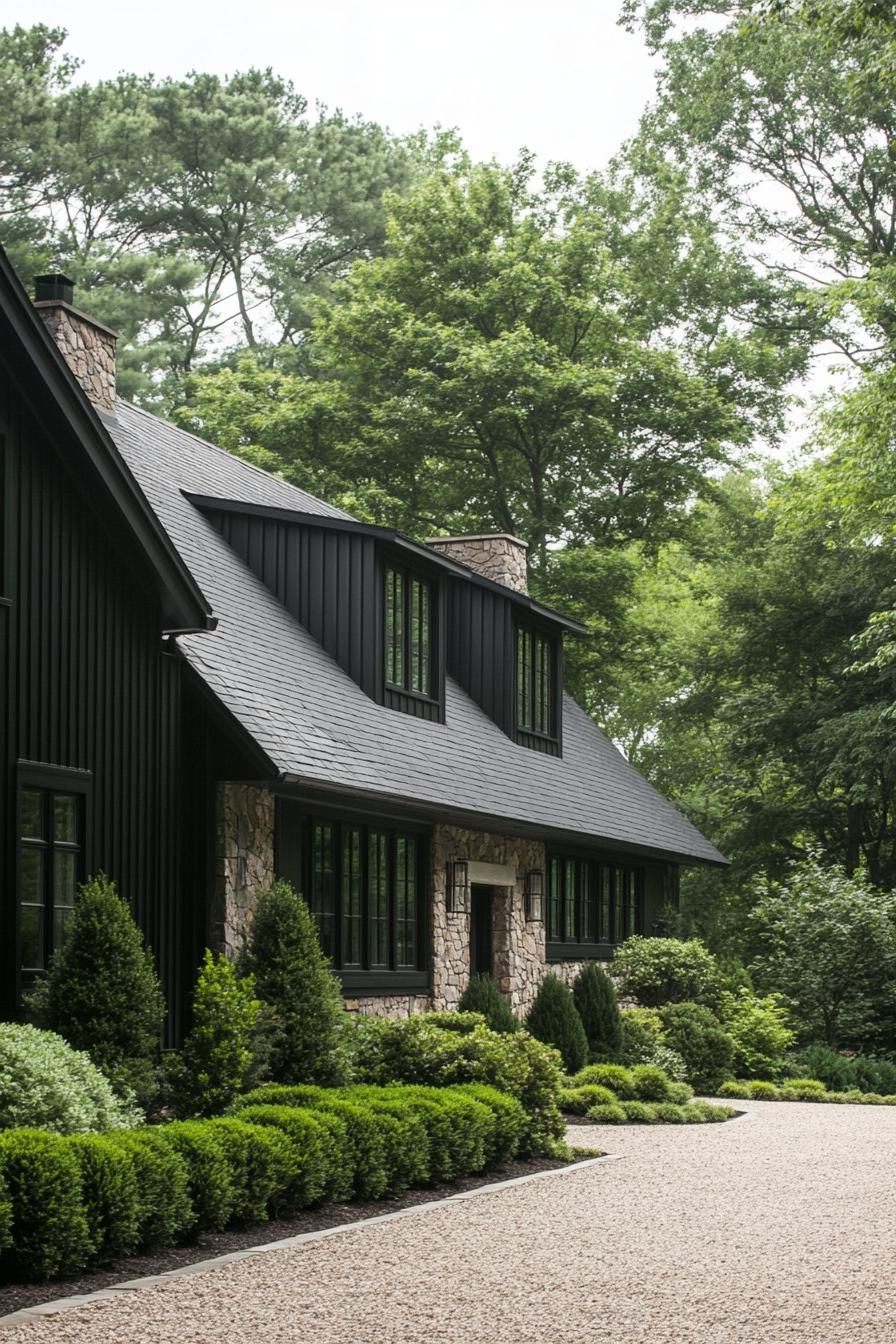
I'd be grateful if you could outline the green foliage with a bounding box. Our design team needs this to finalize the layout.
[155,1121,235,1231]
[241,881,349,1086]
[171,951,262,1117]
[584,1103,628,1124]
[233,1105,343,1208]
[572,963,622,1062]
[458,975,517,1034]
[0,1023,142,1134]
[447,1084,527,1164]
[790,1045,896,1096]
[0,1129,91,1280]
[570,1064,636,1099]
[717,989,795,1080]
[350,1016,566,1155]
[26,874,166,1108]
[620,1100,655,1123]
[0,1174,9,1258]
[68,1134,140,1264]
[629,1065,674,1102]
[203,1118,299,1223]
[612,936,721,1008]
[749,858,896,1049]
[524,976,589,1076]
[422,1012,488,1034]
[658,1003,735,1094]
[558,1085,618,1115]
[104,1130,193,1248]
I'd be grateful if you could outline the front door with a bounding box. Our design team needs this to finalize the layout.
[470,885,494,977]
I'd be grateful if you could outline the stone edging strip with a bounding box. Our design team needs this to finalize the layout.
[0,1153,622,1328]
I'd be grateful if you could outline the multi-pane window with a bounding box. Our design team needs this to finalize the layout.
[516,627,554,736]
[546,854,642,949]
[385,566,433,696]
[19,787,83,975]
[298,814,425,974]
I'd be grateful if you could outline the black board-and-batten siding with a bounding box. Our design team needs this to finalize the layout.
[0,353,195,1039]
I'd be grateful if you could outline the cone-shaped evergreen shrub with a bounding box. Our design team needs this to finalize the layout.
[27,875,165,1109]
[524,975,588,1074]
[573,963,622,1062]
[241,881,349,1086]
[458,974,517,1034]
[171,951,262,1117]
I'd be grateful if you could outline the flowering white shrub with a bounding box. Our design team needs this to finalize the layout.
[0,1023,142,1134]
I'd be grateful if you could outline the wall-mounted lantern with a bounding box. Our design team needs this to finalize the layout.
[447,859,470,914]
[525,868,544,922]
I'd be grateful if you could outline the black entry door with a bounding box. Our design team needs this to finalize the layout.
[470,885,494,977]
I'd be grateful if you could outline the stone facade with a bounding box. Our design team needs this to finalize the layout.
[431,824,547,1015]
[212,784,275,957]
[426,534,529,594]
[35,301,118,415]
[343,993,434,1018]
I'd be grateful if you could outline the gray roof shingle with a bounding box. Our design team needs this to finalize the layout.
[110,400,726,866]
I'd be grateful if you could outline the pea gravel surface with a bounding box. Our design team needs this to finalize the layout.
[5,1101,896,1343]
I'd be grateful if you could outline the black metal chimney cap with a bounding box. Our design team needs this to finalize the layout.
[34,273,75,305]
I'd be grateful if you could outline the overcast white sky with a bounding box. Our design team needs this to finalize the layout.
[3,0,656,171]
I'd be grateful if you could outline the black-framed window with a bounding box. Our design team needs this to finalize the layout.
[516,625,556,737]
[546,853,642,952]
[385,566,434,697]
[281,809,428,980]
[18,780,86,978]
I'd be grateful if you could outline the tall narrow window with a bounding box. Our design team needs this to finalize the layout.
[516,626,555,737]
[563,858,577,940]
[19,785,83,977]
[341,828,363,967]
[369,830,389,968]
[385,566,434,697]
[548,856,561,937]
[311,823,336,958]
[395,835,418,968]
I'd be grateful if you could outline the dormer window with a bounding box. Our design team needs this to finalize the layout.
[385,565,434,697]
[515,624,558,746]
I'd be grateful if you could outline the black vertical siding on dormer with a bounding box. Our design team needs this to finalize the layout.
[445,578,516,739]
[206,510,446,722]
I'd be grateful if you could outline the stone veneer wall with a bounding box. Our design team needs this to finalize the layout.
[35,302,118,414]
[426,534,529,594]
[211,783,275,957]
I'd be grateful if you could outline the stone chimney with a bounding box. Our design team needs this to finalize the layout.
[33,274,117,415]
[427,533,529,594]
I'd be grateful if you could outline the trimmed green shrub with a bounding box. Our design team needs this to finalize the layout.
[155,1121,235,1231]
[717,989,795,1080]
[27,875,166,1109]
[351,1016,566,1155]
[748,1081,779,1099]
[105,1129,193,1247]
[559,1085,617,1114]
[572,963,622,1061]
[717,1080,749,1099]
[203,1118,299,1223]
[422,1012,487,1034]
[373,1086,494,1181]
[787,1078,827,1098]
[170,952,262,1117]
[612,936,722,1009]
[458,976,517,1034]
[0,1130,91,1280]
[444,1084,526,1164]
[620,1100,655,1123]
[234,1105,342,1207]
[659,1002,735,1094]
[667,1081,694,1104]
[629,1065,673,1102]
[789,1044,896,1096]
[525,977,588,1075]
[585,1103,628,1124]
[69,1134,140,1264]
[690,1101,737,1122]
[0,1023,142,1134]
[649,1102,687,1123]
[241,882,349,1087]
[570,1064,636,1098]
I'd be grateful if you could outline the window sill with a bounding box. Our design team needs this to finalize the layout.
[338,970,430,995]
[546,941,620,962]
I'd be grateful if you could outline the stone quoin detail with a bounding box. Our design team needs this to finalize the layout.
[35,300,118,415]
[212,783,275,956]
[426,533,529,594]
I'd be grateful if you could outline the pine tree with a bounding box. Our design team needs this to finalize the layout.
[524,975,588,1075]
[458,973,518,1034]
[241,881,349,1085]
[27,874,166,1107]
[573,962,622,1062]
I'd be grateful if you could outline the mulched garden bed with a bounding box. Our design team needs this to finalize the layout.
[0,1153,589,1318]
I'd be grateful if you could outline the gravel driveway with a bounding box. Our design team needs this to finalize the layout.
[4,1101,896,1343]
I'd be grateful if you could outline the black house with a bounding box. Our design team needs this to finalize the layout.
[0,252,725,1035]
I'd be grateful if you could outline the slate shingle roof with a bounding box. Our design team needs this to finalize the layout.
[110,400,726,866]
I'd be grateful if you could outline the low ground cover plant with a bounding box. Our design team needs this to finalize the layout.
[558,1061,734,1124]
[0,1082,532,1283]
[717,1079,896,1104]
